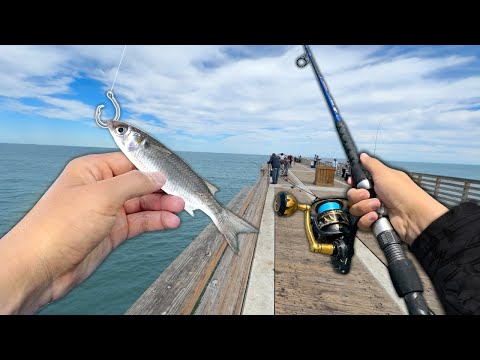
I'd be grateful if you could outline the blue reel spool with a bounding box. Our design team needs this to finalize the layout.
[314,199,350,236]
[318,201,341,214]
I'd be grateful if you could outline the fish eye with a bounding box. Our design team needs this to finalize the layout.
[115,126,126,135]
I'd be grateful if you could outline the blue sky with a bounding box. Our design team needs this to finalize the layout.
[0,45,479,164]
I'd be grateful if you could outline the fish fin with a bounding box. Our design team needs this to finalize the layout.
[204,180,219,195]
[216,209,258,254]
[185,204,195,217]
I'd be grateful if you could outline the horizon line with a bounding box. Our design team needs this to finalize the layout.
[0,142,269,158]
[1,142,479,167]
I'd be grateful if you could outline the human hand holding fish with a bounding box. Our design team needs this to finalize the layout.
[95,91,258,254]
[96,118,259,253]
[0,152,184,314]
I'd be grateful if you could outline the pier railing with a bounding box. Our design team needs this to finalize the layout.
[126,165,269,315]
[410,172,480,208]
[304,160,479,208]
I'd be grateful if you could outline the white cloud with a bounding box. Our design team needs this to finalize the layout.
[0,45,479,164]
[1,96,94,121]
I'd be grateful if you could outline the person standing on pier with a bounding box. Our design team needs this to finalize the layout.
[283,156,290,176]
[268,153,281,184]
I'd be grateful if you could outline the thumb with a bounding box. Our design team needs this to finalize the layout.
[360,153,389,181]
[95,170,166,208]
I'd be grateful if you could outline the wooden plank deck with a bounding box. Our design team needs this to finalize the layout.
[127,167,269,315]
[127,160,450,315]
[194,171,269,314]
[272,163,445,315]
[126,188,250,315]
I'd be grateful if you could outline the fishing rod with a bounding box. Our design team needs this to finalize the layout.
[284,175,319,199]
[296,45,432,315]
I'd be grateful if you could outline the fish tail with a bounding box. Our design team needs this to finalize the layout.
[216,208,258,254]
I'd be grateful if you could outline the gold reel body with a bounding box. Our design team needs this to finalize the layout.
[274,192,355,272]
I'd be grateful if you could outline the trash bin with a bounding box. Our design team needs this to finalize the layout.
[314,165,336,186]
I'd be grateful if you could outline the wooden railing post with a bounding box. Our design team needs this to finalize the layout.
[461,182,471,203]
[434,177,441,197]
[261,164,267,177]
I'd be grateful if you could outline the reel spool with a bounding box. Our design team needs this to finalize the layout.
[311,199,351,239]
[274,192,356,274]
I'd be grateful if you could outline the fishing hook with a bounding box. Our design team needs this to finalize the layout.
[95,90,121,128]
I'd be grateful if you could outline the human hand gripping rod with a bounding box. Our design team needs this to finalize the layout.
[296,45,432,315]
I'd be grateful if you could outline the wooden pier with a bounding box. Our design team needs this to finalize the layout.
[126,167,269,315]
[127,161,479,315]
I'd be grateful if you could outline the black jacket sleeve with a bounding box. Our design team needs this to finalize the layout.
[411,202,480,315]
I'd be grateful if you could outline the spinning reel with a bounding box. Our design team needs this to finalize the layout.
[274,192,357,274]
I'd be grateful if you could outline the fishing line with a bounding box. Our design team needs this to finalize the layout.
[111,45,127,92]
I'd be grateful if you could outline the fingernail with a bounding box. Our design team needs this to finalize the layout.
[368,213,377,221]
[144,172,166,186]
[360,153,370,160]
[369,200,379,210]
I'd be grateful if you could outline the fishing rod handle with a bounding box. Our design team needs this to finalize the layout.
[339,116,430,313]
[335,120,374,191]
[338,118,430,314]
[372,217,431,314]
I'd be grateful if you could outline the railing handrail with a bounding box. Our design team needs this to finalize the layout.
[409,171,480,185]
[409,171,479,208]
[334,166,480,207]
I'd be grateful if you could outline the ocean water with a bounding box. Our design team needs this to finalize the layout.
[2,144,480,314]
[0,143,266,315]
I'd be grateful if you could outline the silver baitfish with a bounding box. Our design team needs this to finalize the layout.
[105,119,258,253]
